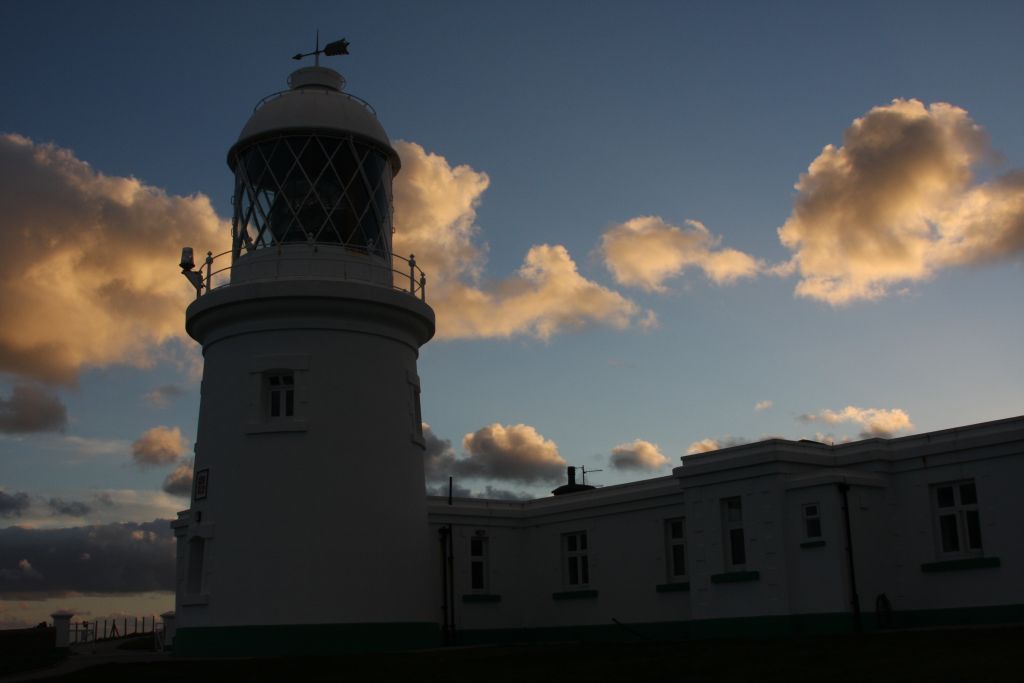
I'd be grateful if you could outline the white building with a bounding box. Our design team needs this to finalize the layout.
[172,50,1023,656]
[429,415,1024,642]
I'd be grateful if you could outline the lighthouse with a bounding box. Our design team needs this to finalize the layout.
[171,41,438,656]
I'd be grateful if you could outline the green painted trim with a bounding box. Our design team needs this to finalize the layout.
[552,589,599,600]
[655,582,690,592]
[711,570,760,583]
[173,622,440,657]
[800,539,826,548]
[454,604,1024,645]
[462,593,502,603]
[921,556,1001,572]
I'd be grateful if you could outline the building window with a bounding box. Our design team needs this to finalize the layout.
[563,531,590,587]
[802,503,822,539]
[413,387,423,439]
[665,518,687,580]
[722,497,746,568]
[266,372,294,418]
[470,535,488,592]
[933,481,982,556]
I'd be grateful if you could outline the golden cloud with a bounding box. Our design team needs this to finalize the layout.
[779,99,1024,304]
[609,439,671,470]
[393,141,653,340]
[0,134,228,383]
[600,217,762,292]
[798,406,914,438]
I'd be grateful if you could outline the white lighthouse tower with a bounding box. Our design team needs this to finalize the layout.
[172,41,438,656]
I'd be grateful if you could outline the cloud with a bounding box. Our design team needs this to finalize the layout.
[161,459,194,496]
[609,439,671,471]
[0,134,228,384]
[143,384,186,408]
[798,406,914,438]
[0,520,174,596]
[685,436,750,454]
[778,99,1024,304]
[393,141,653,340]
[0,491,31,517]
[455,423,567,484]
[754,400,773,412]
[601,217,763,292]
[422,423,457,482]
[0,384,67,433]
[130,426,186,467]
[47,498,91,517]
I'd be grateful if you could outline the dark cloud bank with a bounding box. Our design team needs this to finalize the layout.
[0,520,174,597]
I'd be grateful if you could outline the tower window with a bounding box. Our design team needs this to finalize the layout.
[267,373,294,418]
[186,537,205,595]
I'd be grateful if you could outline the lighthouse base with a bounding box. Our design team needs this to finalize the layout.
[173,622,441,657]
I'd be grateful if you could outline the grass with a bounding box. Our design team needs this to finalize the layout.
[36,626,1024,682]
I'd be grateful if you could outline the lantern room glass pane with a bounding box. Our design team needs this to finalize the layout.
[234,133,392,257]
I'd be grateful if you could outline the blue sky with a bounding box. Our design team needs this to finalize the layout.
[1,0,1023,625]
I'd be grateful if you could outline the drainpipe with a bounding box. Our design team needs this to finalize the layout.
[838,482,862,632]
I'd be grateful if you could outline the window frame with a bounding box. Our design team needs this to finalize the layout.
[469,534,489,593]
[802,502,823,540]
[665,517,687,581]
[721,497,747,569]
[265,371,296,419]
[931,480,983,558]
[562,530,591,588]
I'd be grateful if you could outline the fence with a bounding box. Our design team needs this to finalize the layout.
[68,615,165,646]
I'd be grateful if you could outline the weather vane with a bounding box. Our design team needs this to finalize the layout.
[292,31,350,67]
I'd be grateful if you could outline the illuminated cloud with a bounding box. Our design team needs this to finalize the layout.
[600,217,762,292]
[754,400,773,412]
[393,141,652,340]
[143,384,186,408]
[162,459,194,496]
[609,439,671,471]
[686,436,749,454]
[0,134,228,384]
[799,406,914,438]
[0,520,174,596]
[457,423,567,484]
[0,384,67,434]
[130,426,187,468]
[778,99,1024,304]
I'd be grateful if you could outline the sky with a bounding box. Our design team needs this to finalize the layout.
[1,0,1023,627]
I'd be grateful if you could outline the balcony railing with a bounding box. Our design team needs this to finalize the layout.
[180,246,427,303]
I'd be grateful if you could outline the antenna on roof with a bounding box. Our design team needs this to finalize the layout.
[580,466,602,486]
[292,31,350,66]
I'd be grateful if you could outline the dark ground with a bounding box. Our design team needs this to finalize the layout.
[15,626,1024,683]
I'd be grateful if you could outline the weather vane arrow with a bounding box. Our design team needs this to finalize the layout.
[292,32,350,66]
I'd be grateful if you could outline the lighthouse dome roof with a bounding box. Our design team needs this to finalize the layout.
[228,66,399,171]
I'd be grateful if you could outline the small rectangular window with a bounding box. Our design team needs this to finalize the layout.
[194,469,209,500]
[267,373,295,418]
[665,518,687,580]
[932,480,983,557]
[563,531,590,587]
[802,503,822,539]
[469,536,488,592]
[722,497,746,568]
